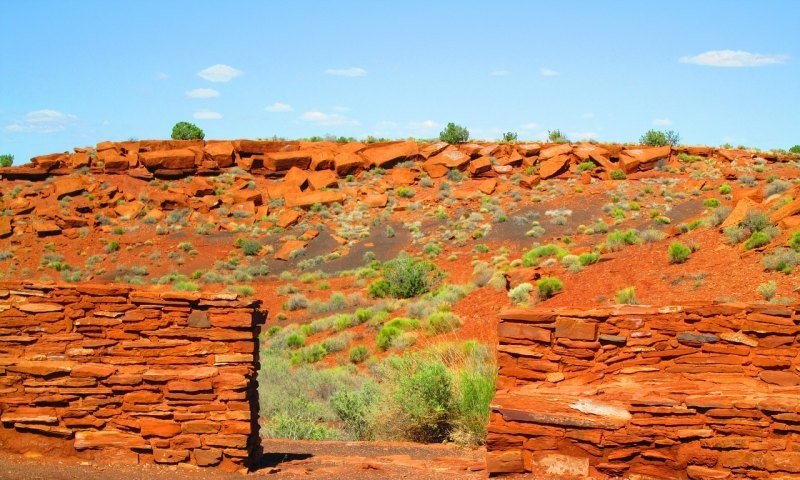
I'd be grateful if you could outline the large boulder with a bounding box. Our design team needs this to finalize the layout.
[204,141,235,167]
[264,151,311,173]
[333,153,363,176]
[285,190,346,208]
[359,140,418,168]
[619,146,671,172]
[539,154,571,179]
[139,149,198,170]
[539,144,572,161]
[31,152,68,170]
[427,147,471,170]
[53,176,86,199]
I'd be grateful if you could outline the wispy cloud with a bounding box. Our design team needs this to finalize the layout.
[331,106,350,113]
[4,109,79,133]
[580,113,594,119]
[266,102,293,113]
[155,72,169,80]
[519,123,539,131]
[300,111,359,126]
[570,131,599,140]
[679,50,789,67]
[539,67,559,77]
[409,120,440,130]
[194,110,222,120]
[324,67,366,77]
[653,118,672,126]
[186,88,220,99]
[490,70,510,76]
[198,64,243,82]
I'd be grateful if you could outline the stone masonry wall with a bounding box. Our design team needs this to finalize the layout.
[0,281,263,471]
[488,304,800,479]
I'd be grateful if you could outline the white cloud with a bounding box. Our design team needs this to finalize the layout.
[519,123,539,131]
[539,67,559,77]
[186,88,220,99]
[197,64,243,82]
[570,131,599,140]
[490,70,510,76]
[193,110,222,120]
[580,113,594,119]
[679,50,789,67]
[4,109,79,133]
[300,111,359,126]
[409,120,440,130]
[155,72,169,80]
[653,118,672,126]
[331,106,350,113]
[266,102,293,112]
[323,67,366,77]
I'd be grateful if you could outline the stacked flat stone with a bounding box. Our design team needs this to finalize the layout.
[0,281,261,471]
[488,303,800,479]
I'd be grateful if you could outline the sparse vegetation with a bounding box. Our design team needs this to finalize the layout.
[439,122,469,145]
[170,121,205,140]
[640,129,680,147]
[0,154,13,167]
[668,242,692,264]
[536,276,563,300]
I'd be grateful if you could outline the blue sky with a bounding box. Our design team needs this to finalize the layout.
[1,1,798,163]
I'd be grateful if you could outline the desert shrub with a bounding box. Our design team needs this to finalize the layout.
[381,253,441,299]
[236,238,261,256]
[757,280,777,301]
[723,225,749,245]
[285,332,306,349]
[668,242,692,264]
[376,318,420,351]
[640,129,680,147]
[762,249,800,274]
[609,169,627,180]
[396,187,415,198]
[285,294,309,311]
[0,154,13,167]
[451,367,495,445]
[104,241,120,253]
[577,161,595,172]
[292,343,328,364]
[508,283,533,304]
[790,145,800,154]
[171,121,205,140]
[426,311,462,334]
[765,179,791,197]
[536,277,563,299]
[368,279,392,298]
[605,229,640,251]
[501,131,518,144]
[331,381,380,440]
[390,357,454,442]
[322,333,352,353]
[790,231,800,252]
[641,228,667,243]
[616,286,638,305]
[548,129,569,143]
[423,241,442,257]
[744,231,771,250]
[742,211,771,233]
[703,198,721,208]
[354,308,373,324]
[578,252,600,266]
[349,345,370,364]
[439,122,469,144]
[521,244,566,267]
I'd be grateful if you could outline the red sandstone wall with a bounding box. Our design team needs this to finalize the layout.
[0,281,263,471]
[488,304,800,479]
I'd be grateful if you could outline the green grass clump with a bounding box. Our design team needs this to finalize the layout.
[609,169,627,180]
[508,283,533,304]
[349,345,370,364]
[426,311,462,334]
[285,332,306,349]
[376,317,420,351]
[578,252,600,266]
[616,286,638,305]
[236,238,262,256]
[668,242,692,264]
[379,253,442,299]
[605,229,640,252]
[536,277,563,299]
[396,187,415,198]
[791,231,800,252]
[521,244,567,267]
[744,231,771,250]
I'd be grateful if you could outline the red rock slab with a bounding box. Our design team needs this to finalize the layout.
[31,152,68,170]
[573,144,609,161]
[619,145,671,171]
[539,144,572,160]
[0,166,51,179]
[478,179,497,195]
[52,176,86,198]
[520,175,541,189]
[469,156,493,176]
[539,154,570,179]
[285,190,345,208]
[0,407,58,424]
[265,151,311,172]
[422,160,449,178]
[284,166,309,189]
[75,430,150,450]
[333,152,364,176]
[365,193,388,208]
[186,176,215,197]
[7,360,73,375]
[139,148,197,170]
[359,140,418,168]
[276,210,301,228]
[203,141,235,167]
[388,167,417,185]
[274,240,307,261]
[308,170,338,190]
[720,199,757,229]
[310,150,335,170]
[428,148,470,170]
[0,217,12,238]
[517,143,541,156]
[419,141,448,159]
[770,196,800,224]
[33,221,61,236]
